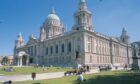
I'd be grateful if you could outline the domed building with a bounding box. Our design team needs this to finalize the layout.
[14,0,132,68]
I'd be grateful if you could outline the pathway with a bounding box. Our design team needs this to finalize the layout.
[0,67,126,82]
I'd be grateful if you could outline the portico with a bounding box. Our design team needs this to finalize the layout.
[16,51,29,66]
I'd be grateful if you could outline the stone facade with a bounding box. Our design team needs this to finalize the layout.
[13,0,132,68]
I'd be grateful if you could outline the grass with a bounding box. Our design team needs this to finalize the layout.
[3,70,140,84]
[0,66,72,76]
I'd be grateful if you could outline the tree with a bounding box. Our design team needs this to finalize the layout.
[1,56,9,65]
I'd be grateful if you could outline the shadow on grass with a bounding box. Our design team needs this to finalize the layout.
[33,83,41,84]
[74,71,140,84]
[32,81,49,84]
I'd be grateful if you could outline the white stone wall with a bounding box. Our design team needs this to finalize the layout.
[14,30,132,67]
[37,31,85,66]
[14,0,133,67]
[83,31,131,67]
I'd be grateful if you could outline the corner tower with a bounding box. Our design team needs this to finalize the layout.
[120,28,130,44]
[15,32,24,48]
[73,0,93,31]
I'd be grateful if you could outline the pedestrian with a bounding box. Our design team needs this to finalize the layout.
[77,74,84,82]
[124,64,127,70]
[31,72,36,80]
[3,81,7,84]
[87,65,90,72]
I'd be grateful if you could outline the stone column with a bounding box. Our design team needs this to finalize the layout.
[20,56,22,66]
[17,57,20,66]
[26,55,29,66]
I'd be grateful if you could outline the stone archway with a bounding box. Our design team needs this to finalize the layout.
[16,51,29,66]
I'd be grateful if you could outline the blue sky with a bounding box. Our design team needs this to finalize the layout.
[0,0,140,56]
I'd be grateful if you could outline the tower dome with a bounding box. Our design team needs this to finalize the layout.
[46,8,60,21]
[80,0,86,3]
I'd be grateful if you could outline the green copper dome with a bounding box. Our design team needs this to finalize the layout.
[47,14,60,21]
[80,0,86,3]
[18,32,22,37]
[46,8,60,21]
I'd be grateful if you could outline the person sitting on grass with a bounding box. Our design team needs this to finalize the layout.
[77,74,84,82]
[3,80,12,84]
[77,73,87,82]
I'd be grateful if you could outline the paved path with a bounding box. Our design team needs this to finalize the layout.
[0,72,65,82]
[0,69,99,82]
[0,68,126,82]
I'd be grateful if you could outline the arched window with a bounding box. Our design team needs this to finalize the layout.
[83,13,85,23]
[78,16,80,24]
[31,46,33,56]
[56,45,58,54]
[34,46,37,56]
[76,51,79,59]
[68,42,71,52]
[46,47,48,55]
[62,44,64,53]
[50,46,53,54]
[76,27,79,30]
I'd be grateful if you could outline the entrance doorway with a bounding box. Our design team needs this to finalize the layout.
[22,55,27,66]
[29,57,33,64]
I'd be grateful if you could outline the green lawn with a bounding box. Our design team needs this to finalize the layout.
[7,70,140,84]
[0,67,72,76]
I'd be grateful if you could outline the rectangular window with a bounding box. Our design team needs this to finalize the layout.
[46,47,48,55]
[87,36,92,52]
[62,44,64,53]
[78,16,80,24]
[31,46,33,56]
[34,45,37,56]
[90,56,92,63]
[50,46,53,54]
[68,42,71,52]
[28,47,30,55]
[56,45,58,54]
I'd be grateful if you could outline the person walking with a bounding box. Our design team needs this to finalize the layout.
[87,65,90,72]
